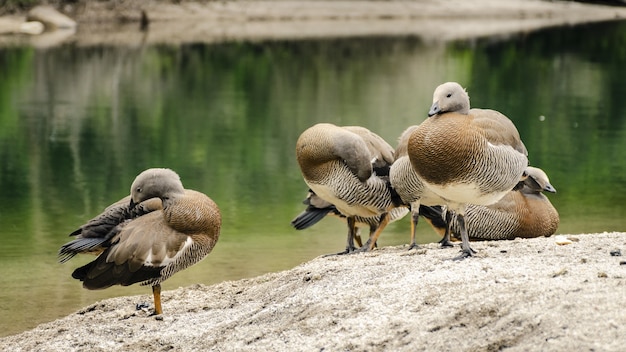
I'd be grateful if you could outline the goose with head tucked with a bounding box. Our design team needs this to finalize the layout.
[295,123,404,254]
[408,82,528,258]
[446,166,559,241]
[59,168,221,315]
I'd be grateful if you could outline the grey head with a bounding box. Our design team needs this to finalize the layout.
[522,166,556,194]
[428,82,470,117]
[129,168,185,208]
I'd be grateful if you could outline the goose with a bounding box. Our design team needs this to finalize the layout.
[447,166,559,241]
[408,82,528,258]
[59,168,221,315]
[295,123,403,254]
[389,125,453,249]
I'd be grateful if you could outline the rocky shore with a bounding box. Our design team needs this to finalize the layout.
[1,0,626,47]
[1,232,624,351]
[1,1,625,351]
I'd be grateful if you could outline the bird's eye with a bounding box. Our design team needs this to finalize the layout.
[446,93,452,98]
[136,187,142,193]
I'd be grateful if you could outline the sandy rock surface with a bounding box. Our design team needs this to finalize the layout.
[2,232,624,351]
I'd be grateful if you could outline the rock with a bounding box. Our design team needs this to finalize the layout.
[27,5,77,31]
[554,235,573,245]
[0,17,25,34]
[20,21,45,35]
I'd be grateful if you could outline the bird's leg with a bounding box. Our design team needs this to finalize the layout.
[367,224,379,249]
[439,208,455,248]
[325,217,358,256]
[354,228,363,248]
[345,217,358,253]
[152,284,162,315]
[359,212,390,252]
[408,208,420,250]
[453,213,476,260]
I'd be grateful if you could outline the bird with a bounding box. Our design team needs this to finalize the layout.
[295,123,404,254]
[291,189,410,248]
[389,125,453,249]
[59,168,222,315]
[291,190,447,249]
[445,166,559,241]
[408,82,528,258]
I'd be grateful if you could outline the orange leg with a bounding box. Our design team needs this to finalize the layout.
[366,213,391,251]
[152,284,163,315]
[408,210,419,250]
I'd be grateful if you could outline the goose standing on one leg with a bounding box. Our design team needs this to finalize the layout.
[408,82,528,258]
[295,123,403,254]
[59,168,222,315]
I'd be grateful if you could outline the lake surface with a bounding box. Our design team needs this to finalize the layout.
[1,20,626,337]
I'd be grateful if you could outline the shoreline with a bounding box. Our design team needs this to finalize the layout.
[1,0,626,47]
[1,1,625,349]
[1,232,624,351]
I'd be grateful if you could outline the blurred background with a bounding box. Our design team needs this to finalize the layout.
[1,1,626,338]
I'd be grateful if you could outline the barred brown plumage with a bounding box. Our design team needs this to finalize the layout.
[448,166,559,241]
[295,123,406,254]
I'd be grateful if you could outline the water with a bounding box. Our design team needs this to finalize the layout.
[1,20,626,337]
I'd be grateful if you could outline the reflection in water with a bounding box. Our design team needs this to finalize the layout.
[1,21,626,337]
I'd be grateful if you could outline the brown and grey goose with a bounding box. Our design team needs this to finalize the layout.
[295,123,404,254]
[446,166,559,241]
[59,168,221,315]
[408,82,528,258]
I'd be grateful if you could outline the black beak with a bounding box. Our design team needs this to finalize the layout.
[428,102,440,117]
[129,199,137,209]
[544,183,557,193]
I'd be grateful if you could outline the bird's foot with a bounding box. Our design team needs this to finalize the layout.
[407,243,419,251]
[355,239,378,253]
[322,246,356,257]
[452,247,477,260]
[439,238,455,248]
[355,245,370,253]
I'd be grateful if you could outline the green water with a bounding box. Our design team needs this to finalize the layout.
[1,21,626,337]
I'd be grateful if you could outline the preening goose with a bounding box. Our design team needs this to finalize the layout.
[295,123,403,254]
[408,82,528,258]
[59,168,221,315]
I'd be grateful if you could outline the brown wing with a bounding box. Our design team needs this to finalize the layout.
[59,197,162,263]
[71,211,190,289]
[469,109,528,156]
